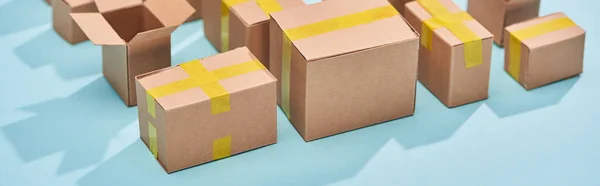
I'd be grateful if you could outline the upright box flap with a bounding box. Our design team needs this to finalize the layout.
[144,0,195,28]
[95,0,142,13]
[129,27,177,44]
[64,0,94,8]
[71,13,125,45]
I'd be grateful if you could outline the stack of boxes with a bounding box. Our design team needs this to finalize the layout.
[48,0,585,173]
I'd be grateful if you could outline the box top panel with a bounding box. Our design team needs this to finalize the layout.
[406,0,493,47]
[506,12,585,49]
[232,0,305,26]
[64,0,95,8]
[137,47,277,111]
[271,0,418,61]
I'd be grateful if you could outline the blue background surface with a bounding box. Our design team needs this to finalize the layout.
[1,0,599,185]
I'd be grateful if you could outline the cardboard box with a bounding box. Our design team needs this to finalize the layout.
[46,0,51,5]
[136,47,277,173]
[505,13,585,90]
[71,0,194,106]
[404,0,493,108]
[389,0,414,15]
[468,0,540,47]
[270,0,419,141]
[186,0,202,22]
[52,0,97,44]
[203,0,304,68]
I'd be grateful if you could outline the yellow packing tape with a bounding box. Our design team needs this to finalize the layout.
[508,17,577,81]
[148,122,158,159]
[417,0,483,68]
[280,5,399,119]
[213,135,232,160]
[146,59,266,115]
[221,0,283,52]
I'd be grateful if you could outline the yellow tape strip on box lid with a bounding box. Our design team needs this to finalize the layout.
[221,0,284,52]
[508,17,577,82]
[280,5,399,120]
[144,59,266,159]
[417,0,483,69]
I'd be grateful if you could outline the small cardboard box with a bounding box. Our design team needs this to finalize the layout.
[136,47,277,173]
[186,0,202,22]
[52,0,97,44]
[405,0,493,108]
[504,13,585,90]
[468,0,540,47]
[270,0,419,141]
[71,0,194,107]
[203,0,305,68]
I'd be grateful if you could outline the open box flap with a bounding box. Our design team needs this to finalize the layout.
[144,0,195,27]
[129,27,178,44]
[71,13,125,45]
[94,0,142,13]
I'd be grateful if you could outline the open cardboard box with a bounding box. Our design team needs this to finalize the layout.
[71,0,194,106]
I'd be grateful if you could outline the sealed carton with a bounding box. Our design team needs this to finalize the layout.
[270,0,419,141]
[52,0,97,44]
[71,0,194,106]
[468,0,540,46]
[186,0,202,22]
[136,47,277,173]
[404,0,493,108]
[203,0,304,68]
[505,13,585,90]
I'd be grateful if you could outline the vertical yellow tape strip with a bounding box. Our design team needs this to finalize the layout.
[281,34,292,119]
[148,122,158,159]
[146,92,156,118]
[255,0,283,15]
[508,17,577,82]
[221,0,250,52]
[213,135,232,160]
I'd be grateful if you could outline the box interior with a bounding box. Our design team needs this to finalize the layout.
[102,6,164,42]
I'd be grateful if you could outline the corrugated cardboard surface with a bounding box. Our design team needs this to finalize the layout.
[136,47,277,173]
[203,0,304,67]
[71,0,193,106]
[270,0,419,141]
[52,0,96,44]
[389,0,414,15]
[468,0,540,46]
[405,0,493,107]
[504,13,585,90]
[186,0,202,22]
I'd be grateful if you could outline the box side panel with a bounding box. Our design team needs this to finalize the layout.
[526,31,584,90]
[245,21,270,69]
[388,0,414,15]
[289,43,308,140]
[103,45,130,106]
[503,28,529,87]
[135,79,169,172]
[164,82,277,172]
[186,0,202,22]
[504,0,540,45]
[304,39,419,141]
[203,0,222,51]
[447,38,492,107]
[269,17,284,105]
[127,36,172,106]
[467,0,506,46]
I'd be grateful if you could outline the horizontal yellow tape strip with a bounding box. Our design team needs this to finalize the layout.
[256,0,283,15]
[213,135,232,160]
[283,5,399,41]
[418,0,483,68]
[146,59,265,115]
[508,17,577,81]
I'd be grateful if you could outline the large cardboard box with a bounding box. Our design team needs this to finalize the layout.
[270,0,419,141]
[136,47,277,173]
[468,0,540,47]
[52,0,97,44]
[404,0,493,108]
[505,13,585,90]
[71,0,194,107]
[186,0,202,22]
[203,0,304,68]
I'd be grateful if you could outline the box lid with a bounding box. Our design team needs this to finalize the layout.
[270,0,418,61]
[406,0,493,47]
[505,12,585,49]
[137,47,277,111]
[231,0,305,26]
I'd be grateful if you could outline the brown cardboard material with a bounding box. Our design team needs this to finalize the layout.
[467,0,540,46]
[52,0,97,44]
[46,0,52,5]
[404,0,493,108]
[136,47,277,173]
[324,0,414,15]
[71,0,194,106]
[203,0,305,69]
[185,0,202,22]
[270,0,419,141]
[504,13,585,90]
